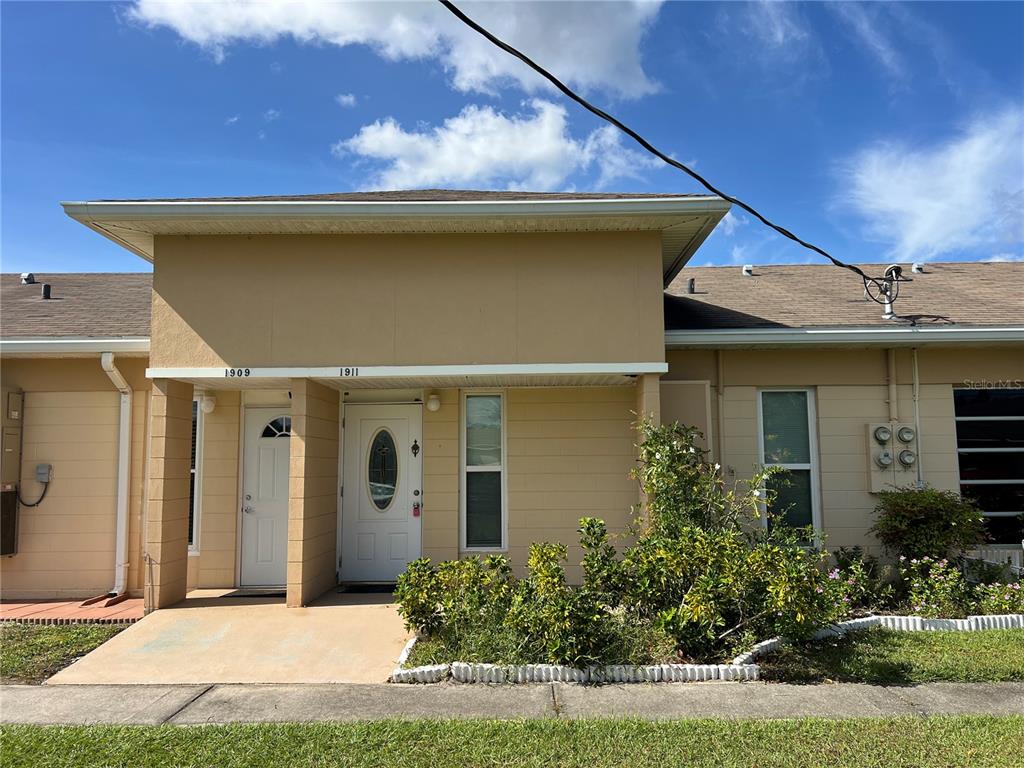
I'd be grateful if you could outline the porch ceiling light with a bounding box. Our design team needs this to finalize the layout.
[426,393,441,412]
[201,395,217,414]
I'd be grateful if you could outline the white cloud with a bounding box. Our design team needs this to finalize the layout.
[840,106,1024,260]
[333,99,659,191]
[224,115,239,125]
[257,130,266,141]
[717,211,747,237]
[717,1,826,85]
[128,0,661,99]
[263,108,281,122]
[335,93,358,108]
[747,0,810,49]
[829,3,906,85]
[986,252,1024,263]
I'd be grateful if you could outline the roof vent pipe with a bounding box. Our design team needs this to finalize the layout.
[21,273,35,285]
[742,265,754,277]
[912,263,925,274]
[41,284,51,300]
[687,277,696,294]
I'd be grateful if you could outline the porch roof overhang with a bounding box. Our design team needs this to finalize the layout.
[61,196,730,285]
[146,362,668,390]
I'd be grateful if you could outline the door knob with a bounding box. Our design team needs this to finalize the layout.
[243,505,255,514]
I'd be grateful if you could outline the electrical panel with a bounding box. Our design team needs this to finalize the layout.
[1,388,23,556]
[867,421,919,493]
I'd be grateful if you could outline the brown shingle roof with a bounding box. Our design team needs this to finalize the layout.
[0,273,151,339]
[95,189,708,203]
[665,262,1024,329]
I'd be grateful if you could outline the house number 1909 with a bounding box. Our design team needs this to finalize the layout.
[224,368,251,377]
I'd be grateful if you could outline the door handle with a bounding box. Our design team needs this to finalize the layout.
[243,505,255,514]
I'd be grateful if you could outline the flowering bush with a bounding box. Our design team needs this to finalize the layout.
[900,556,973,618]
[975,582,1024,615]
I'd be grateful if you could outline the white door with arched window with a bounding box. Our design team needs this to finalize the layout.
[240,408,291,586]
[341,404,422,582]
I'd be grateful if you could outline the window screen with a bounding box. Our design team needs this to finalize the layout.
[760,391,815,530]
[465,394,503,548]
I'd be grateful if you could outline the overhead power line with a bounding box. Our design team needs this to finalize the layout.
[437,0,909,310]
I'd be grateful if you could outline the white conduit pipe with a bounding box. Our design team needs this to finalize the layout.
[101,352,132,596]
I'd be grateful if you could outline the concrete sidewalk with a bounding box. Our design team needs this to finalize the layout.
[2,682,1022,725]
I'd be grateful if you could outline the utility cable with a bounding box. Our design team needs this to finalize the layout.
[438,0,907,307]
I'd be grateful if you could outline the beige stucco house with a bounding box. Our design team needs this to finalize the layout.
[1,191,1021,613]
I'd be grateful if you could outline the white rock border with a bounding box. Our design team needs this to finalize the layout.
[389,613,1023,684]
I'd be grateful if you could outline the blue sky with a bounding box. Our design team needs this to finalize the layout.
[2,1,1022,273]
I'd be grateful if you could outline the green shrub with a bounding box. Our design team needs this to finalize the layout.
[900,556,974,618]
[974,582,1024,615]
[834,546,895,610]
[871,487,987,560]
[396,419,859,666]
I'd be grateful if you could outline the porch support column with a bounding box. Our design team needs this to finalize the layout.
[287,379,339,607]
[634,373,662,512]
[144,378,194,612]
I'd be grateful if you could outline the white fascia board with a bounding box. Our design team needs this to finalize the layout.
[61,197,728,221]
[147,362,668,380]
[0,338,151,356]
[664,327,1024,348]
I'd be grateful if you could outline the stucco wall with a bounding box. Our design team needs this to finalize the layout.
[419,386,639,581]
[664,346,1024,556]
[149,232,666,368]
[0,357,150,599]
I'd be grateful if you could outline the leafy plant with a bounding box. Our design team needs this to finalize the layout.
[900,556,973,618]
[871,487,987,560]
[974,582,1024,615]
[833,546,894,610]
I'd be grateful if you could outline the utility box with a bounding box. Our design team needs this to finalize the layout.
[1,388,23,556]
[867,421,919,493]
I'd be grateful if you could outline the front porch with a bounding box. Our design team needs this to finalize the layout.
[47,589,409,685]
[146,368,664,613]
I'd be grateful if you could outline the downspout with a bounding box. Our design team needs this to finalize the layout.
[912,347,924,487]
[886,348,899,423]
[101,352,132,596]
[715,350,725,466]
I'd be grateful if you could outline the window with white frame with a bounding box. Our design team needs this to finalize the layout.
[759,389,820,531]
[462,393,505,550]
[188,397,204,551]
[954,388,1024,545]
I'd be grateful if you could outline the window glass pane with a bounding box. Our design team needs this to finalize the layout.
[761,391,810,464]
[466,396,502,467]
[367,429,398,510]
[261,416,291,438]
[466,471,502,548]
[962,484,1024,514]
[983,515,1024,546]
[956,420,1024,449]
[954,389,1024,418]
[189,401,198,546]
[767,469,813,529]
[958,452,1024,481]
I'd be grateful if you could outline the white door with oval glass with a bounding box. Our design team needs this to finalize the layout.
[341,404,422,582]
[240,408,291,586]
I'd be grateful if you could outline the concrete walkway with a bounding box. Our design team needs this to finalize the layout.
[46,591,409,685]
[2,682,1022,725]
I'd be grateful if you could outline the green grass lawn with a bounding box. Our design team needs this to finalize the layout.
[0,623,126,684]
[2,717,1022,768]
[760,628,1024,684]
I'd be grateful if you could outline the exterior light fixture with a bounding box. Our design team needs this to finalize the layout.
[426,393,441,412]
[201,396,217,414]
[873,425,892,444]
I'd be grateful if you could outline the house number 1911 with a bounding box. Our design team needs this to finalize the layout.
[339,367,360,377]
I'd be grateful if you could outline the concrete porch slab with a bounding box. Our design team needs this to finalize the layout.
[46,590,409,685]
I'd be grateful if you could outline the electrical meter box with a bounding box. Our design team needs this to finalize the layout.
[1,388,23,555]
[866,421,919,493]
